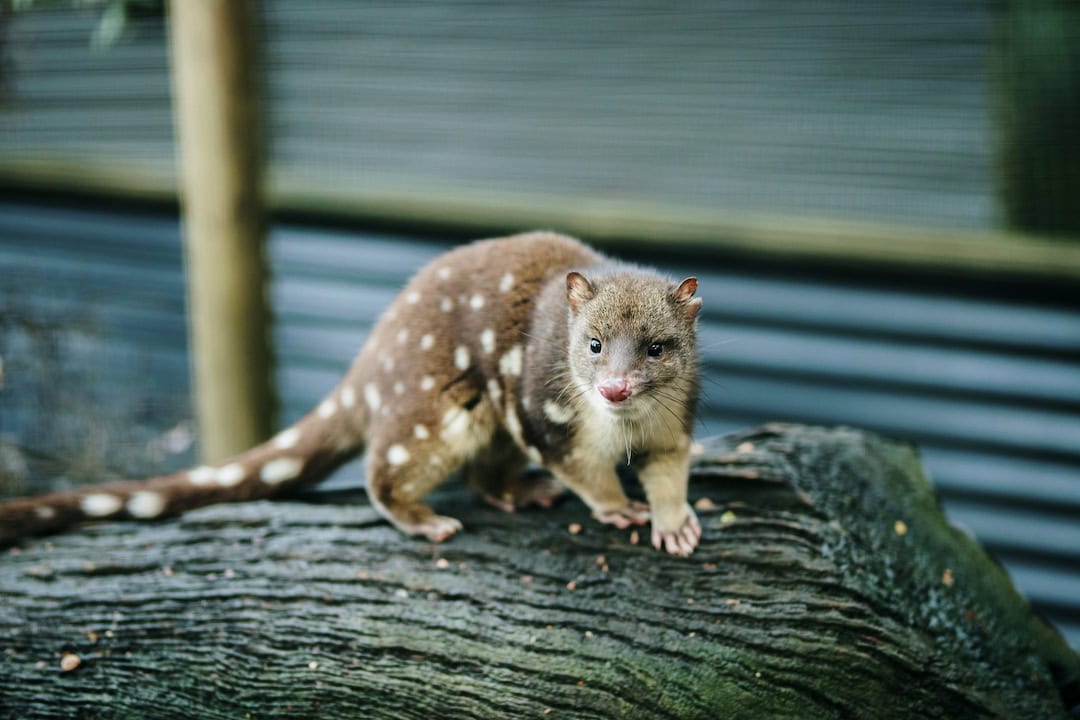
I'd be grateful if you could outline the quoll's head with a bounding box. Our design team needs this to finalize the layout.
[565,269,701,416]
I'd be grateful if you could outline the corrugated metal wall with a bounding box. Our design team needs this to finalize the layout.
[1,1,993,229]
[0,6,175,179]
[0,200,192,486]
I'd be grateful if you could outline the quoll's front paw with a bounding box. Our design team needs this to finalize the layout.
[595,500,650,529]
[652,506,701,556]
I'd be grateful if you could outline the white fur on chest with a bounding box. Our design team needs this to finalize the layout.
[573,394,687,464]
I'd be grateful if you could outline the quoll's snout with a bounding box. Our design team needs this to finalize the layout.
[598,377,632,403]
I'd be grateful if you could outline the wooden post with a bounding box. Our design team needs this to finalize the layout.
[167,0,274,462]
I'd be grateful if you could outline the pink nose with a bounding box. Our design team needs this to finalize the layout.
[598,378,632,403]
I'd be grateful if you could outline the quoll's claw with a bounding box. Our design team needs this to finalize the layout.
[652,507,701,557]
[482,494,517,514]
[595,500,650,529]
[420,515,464,543]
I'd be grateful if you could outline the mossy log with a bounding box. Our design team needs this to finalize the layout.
[1,425,1076,719]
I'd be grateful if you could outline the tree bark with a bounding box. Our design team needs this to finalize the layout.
[1,425,1076,719]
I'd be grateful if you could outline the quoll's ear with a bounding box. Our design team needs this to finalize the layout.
[566,271,595,314]
[672,277,702,318]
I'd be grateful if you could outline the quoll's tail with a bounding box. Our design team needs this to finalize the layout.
[0,390,366,545]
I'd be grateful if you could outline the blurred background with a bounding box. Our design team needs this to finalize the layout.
[0,1,1077,647]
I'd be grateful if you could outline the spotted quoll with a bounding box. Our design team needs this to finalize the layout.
[0,232,703,555]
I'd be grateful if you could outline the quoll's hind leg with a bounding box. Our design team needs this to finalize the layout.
[365,396,499,543]
[464,431,565,512]
[366,447,463,542]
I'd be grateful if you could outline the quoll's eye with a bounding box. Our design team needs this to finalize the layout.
[589,338,602,354]
[647,342,664,357]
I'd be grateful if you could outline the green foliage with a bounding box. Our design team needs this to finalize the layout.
[994,0,1080,238]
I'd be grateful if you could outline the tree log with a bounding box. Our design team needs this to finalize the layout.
[1,425,1076,719]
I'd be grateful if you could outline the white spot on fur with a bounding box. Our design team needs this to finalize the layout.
[260,457,304,485]
[420,334,434,351]
[382,357,395,372]
[440,297,453,312]
[273,427,301,450]
[127,491,166,519]
[340,385,357,408]
[414,424,430,440]
[487,378,502,404]
[396,328,409,345]
[544,400,575,424]
[35,505,56,520]
[504,408,524,445]
[499,345,523,377]
[527,446,543,464]
[189,465,215,486]
[455,346,470,370]
[499,272,514,293]
[318,399,337,418]
[469,294,485,310]
[393,381,405,395]
[387,444,410,466]
[365,383,381,412]
[216,463,246,486]
[522,396,531,410]
[406,291,421,304]
[420,376,436,391]
[429,454,442,466]
[480,328,495,354]
[81,493,122,517]
[441,407,469,438]
[437,267,451,280]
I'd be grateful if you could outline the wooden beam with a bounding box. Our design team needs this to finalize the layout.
[167,0,274,462]
[4,157,1080,282]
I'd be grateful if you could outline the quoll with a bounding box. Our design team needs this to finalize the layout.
[0,232,703,555]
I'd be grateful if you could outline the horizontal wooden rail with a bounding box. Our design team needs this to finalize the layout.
[2,161,1079,283]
